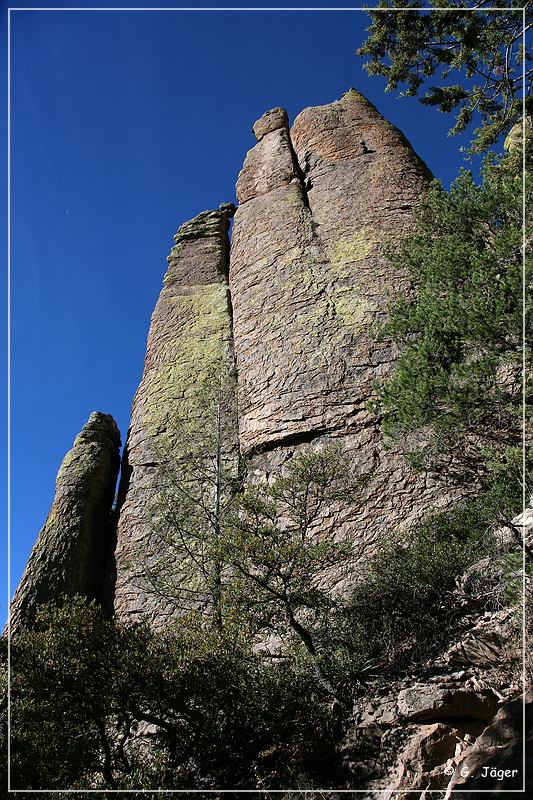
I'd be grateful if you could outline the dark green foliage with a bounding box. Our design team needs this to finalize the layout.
[345,497,495,674]
[358,1,532,152]
[371,151,530,492]
[8,597,342,791]
[145,442,365,669]
[10,598,115,788]
[222,446,365,660]
[7,484,521,790]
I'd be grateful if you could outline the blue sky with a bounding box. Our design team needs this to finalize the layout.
[2,1,487,623]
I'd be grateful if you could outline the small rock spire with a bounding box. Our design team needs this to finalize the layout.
[8,412,121,634]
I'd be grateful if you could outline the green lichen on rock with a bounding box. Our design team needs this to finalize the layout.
[330,289,372,336]
[112,209,239,628]
[342,87,369,104]
[173,210,229,243]
[328,230,377,279]
[143,281,232,442]
[183,283,231,337]
[129,209,235,468]
[296,305,327,330]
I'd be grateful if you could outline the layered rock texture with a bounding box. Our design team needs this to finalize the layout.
[230,89,456,564]
[9,412,120,633]
[110,208,236,627]
[8,88,530,794]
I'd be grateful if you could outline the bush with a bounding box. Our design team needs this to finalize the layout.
[8,597,343,791]
[344,499,494,674]
[7,491,524,788]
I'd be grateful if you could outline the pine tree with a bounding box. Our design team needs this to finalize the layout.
[358,1,532,152]
[371,146,531,512]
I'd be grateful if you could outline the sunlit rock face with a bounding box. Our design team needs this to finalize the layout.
[110,89,465,626]
[231,89,432,456]
[11,90,460,631]
[229,89,458,564]
[110,209,236,628]
[7,91,460,633]
[9,412,120,634]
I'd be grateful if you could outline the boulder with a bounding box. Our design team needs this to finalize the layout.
[397,685,499,723]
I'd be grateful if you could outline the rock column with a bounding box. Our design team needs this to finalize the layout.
[229,89,458,561]
[9,412,120,633]
[111,209,235,627]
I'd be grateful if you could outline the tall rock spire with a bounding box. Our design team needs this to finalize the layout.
[9,412,120,633]
[110,89,465,626]
[231,88,432,455]
[229,89,456,562]
[111,208,236,627]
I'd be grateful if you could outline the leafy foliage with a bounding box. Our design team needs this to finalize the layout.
[358,0,532,152]
[9,598,121,788]
[8,597,342,791]
[371,150,530,492]
[222,446,365,660]
[344,495,501,674]
[8,498,513,788]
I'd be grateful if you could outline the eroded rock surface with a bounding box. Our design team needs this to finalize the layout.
[397,685,499,723]
[9,412,120,633]
[339,601,526,797]
[230,89,460,561]
[111,209,236,628]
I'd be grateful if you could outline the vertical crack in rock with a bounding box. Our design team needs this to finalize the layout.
[230,105,330,453]
[100,444,132,616]
[9,412,121,633]
[111,207,237,628]
[229,89,465,565]
[97,89,470,630]
[218,202,238,375]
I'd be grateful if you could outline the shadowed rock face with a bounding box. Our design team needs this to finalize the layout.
[111,209,236,628]
[9,412,120,633]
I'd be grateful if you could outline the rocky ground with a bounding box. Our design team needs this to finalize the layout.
[339,597,531,796]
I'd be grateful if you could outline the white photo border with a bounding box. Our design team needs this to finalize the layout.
[6,3,529,793]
